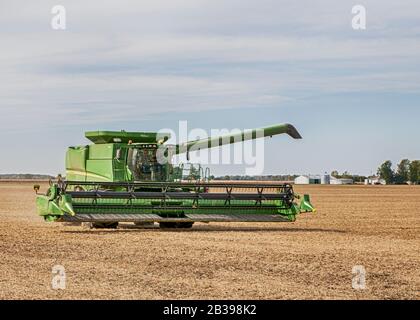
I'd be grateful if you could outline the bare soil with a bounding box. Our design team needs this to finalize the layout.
[0,181,418,300]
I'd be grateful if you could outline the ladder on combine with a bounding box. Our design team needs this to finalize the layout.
[173,163,210,182]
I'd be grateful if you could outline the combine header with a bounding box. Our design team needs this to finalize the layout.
[35,123,315,228]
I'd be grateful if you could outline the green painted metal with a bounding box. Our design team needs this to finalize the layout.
[36,181,314,223]
[85,130,171,144]
[35,123,315,225]
[299,194,316,213]
[175,123,302,154]
[36,184,75,219]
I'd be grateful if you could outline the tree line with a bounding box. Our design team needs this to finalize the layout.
[377,159,420,185]
[0,174,54,180]
[211,175,299,181]
[330,171,367,183]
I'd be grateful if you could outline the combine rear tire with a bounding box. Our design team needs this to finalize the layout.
[159,222,194,229]
[134,222,155,228]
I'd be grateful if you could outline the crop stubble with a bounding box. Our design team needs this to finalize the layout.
[0,181,418,299]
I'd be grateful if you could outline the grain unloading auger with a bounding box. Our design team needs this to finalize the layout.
[35,123,315,228]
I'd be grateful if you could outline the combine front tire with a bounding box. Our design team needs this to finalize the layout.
[91,222,119,229]
[159,222,176,229]
[159,222,194,229]
[134,222,155,228]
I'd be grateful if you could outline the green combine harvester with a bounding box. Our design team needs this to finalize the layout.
[35,123,315,228]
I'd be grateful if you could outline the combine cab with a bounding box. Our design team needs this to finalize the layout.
[35,123,315,228]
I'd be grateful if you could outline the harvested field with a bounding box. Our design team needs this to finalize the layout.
[0,181,418,300]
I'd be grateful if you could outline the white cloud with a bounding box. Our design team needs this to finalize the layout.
[1,1,420,135]
[0,0,420,174]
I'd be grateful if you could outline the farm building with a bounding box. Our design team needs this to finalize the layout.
[294,175,321,185]
[295,174,354,185]
[320,174,331,185]
[365,177,386,185]
[330,177,354,185]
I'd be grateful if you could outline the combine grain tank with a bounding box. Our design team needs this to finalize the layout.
[34,123,315,228]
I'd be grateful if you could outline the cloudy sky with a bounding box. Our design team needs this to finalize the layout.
[1,0,419,176]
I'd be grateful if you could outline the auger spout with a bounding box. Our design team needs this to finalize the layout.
[175,123,302,155]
